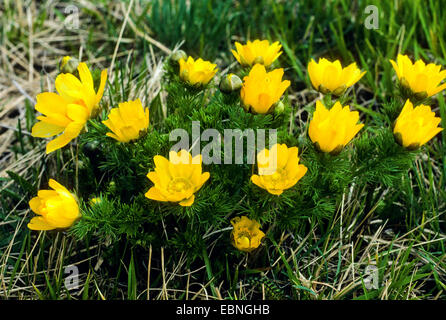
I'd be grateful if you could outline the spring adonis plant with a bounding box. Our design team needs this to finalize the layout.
[28,179,81,230]
[307,58,366,96]
[103,99,150,143]
[145,150,210,207]
[17,32,445,301]
[240,64,290,114]
[231,39,282,67]
[251,144,308,195]
[393,99,443,150]
[309,100,364,154]
[230,216,265,252]
[31,60,107,153]
[390,54,446,100]
[178,56,218,86]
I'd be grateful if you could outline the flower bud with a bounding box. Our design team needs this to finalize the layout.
[170,50,187,63]
[273,100,285,115]
[59,56,79,74]
[108,181,117,193]
[219,73,242,93]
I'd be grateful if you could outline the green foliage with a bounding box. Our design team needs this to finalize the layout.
[353,127,416,187]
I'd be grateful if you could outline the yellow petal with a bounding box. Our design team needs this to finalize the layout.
[77,62,94,90]
[251,175,264,190]
[29,197,42,215]
[179,195,195,207]
[35,92,68,117]
[96,69,108,105]
[28,216,55,231]
[31,121,65,138]
[45,122,84,154]
[145,187,168,202]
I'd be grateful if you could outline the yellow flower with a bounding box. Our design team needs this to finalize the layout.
[231,39,282,67]
[145,150,210,206]
[390,54,446,99]
[309,101,364,154]
[31,62,107,153]
[230,216,265,252]
[102,99,150,143]
[307,58,366,95]
[28,179,81,230]
[393,99,443,149]
[251,144,308,195]
[179,56,218,86]
[240,64,290,114]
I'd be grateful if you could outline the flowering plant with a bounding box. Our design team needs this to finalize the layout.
[3,9,444,300]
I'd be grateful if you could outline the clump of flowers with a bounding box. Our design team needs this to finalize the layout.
[178,56,218,86]
[393,99,443,150]
[251,144,308,195]
[309,100,364,154]
[102,99,150,143]
[31,62,107,153]
[230,216,265,252]
[145,150,210,206]
[231,39,282,67]
[22,36,445,286]
[240,64,290,114]
[390,54,446,100]
[307,58,366,95]
[28,179,81,230]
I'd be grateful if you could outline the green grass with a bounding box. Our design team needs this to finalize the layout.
[0,0,445,300]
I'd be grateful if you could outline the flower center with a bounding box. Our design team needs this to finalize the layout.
[236,231,252,248]
[417,117,425,127]
[237,236,251,248]
[269,168,285,182]
[167,178,192,194]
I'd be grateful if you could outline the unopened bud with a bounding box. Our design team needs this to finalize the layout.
[219,73,242,93]
[108,181,116,193]
[170,50,187,63]
[273,100,285,115]
[59,56,79,74]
